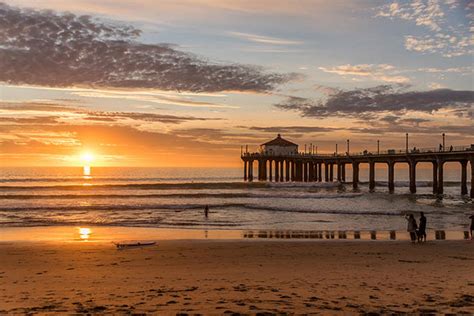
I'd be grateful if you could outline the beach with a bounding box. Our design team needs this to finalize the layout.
[1,238,473,314]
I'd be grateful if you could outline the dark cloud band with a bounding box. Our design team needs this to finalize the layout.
[0,3,297,92]
[275,85,474,118]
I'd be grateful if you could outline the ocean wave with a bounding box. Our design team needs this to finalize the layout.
[0,176,241,183]
[0,192,362,200]
[0,181,265,191]
[0,180,466,191]
[0,202,409,216]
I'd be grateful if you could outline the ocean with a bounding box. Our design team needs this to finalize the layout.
[0,167,472,232]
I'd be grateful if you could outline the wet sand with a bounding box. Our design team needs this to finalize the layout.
[1,240,473,314]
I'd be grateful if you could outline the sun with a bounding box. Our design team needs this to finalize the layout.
[81,151,94,164]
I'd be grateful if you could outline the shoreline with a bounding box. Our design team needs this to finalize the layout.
[0,225,470,243]
[1,239,473,314]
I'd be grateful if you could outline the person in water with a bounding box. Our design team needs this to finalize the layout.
[417,212,427,242]
[405,214,418,243]
[204,205,209,218]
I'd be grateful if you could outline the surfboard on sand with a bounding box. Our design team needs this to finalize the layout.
[114,241,156,249]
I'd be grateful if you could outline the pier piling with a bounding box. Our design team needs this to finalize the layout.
[369,161,375,191]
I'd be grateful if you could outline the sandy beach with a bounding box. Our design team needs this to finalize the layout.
[1,238,473,314]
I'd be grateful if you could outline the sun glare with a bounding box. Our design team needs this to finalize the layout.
[80,151,95,177]
[81,152,94,164]
[78,227,91,240]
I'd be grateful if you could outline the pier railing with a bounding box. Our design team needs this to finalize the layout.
[242,144,473,158]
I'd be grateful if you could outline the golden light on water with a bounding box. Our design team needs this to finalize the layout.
[79,227,91,240]
[83,165,91,176]
[81,151,95,177]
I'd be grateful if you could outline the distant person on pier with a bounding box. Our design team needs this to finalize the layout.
[439,144,443,152]
[449,145,453,152]
[204,205,209,218]
[417,212,427,242]
[470,215,474,239]
[405,214,418,243]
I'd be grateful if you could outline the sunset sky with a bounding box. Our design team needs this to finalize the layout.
[0,0,473,167]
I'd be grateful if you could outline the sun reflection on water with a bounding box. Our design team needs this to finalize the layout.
[83,165,92,178]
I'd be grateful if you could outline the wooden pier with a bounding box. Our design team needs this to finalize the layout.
[241,146,474,197]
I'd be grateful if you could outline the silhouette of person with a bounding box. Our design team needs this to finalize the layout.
[439,144,442,152]
[470,215,474,239]
[204,205,209,218]
[418,212,427,242]
[449,145,453,152]
[405,214,418,243]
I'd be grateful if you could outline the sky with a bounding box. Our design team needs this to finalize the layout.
[0,0,473,167]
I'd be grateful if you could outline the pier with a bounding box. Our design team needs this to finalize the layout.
[241,135,474,197]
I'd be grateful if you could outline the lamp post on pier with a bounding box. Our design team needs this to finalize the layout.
[442,133,445,152]
[336,144,338,155]
[346,139,350,155]
[377,140,380,154]
[406,133,409,153]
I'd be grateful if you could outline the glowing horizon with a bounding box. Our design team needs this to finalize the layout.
[0,1,472,167]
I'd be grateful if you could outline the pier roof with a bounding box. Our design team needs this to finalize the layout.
[261,134,298,147]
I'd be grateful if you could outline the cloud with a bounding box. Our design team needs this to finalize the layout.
[0,116,61,124]
[274,85,474,118]
[404,34,473,58]
[0,101,219,124]
[416,66,471,74]
[0,102,82,113]
[427,82,446,89]
[245,126,336,133]
[83,111,220,124]
[377,0,445,32]
[227,31,303,45]
[0,3,298,93]
[319,64,410,83]
[376,0,473,57]
[70,90,238,108]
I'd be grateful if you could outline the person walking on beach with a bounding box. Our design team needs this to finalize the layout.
[418,212,427,242]
[405,214,418,243]
[204,205,209,218]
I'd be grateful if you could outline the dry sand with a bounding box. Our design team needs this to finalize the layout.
[1,240,473,314]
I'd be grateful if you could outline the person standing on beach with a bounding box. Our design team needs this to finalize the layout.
[418,212,427,242]
[405,214,418,243]
[470,215,474,239]
[204,205,209,218]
